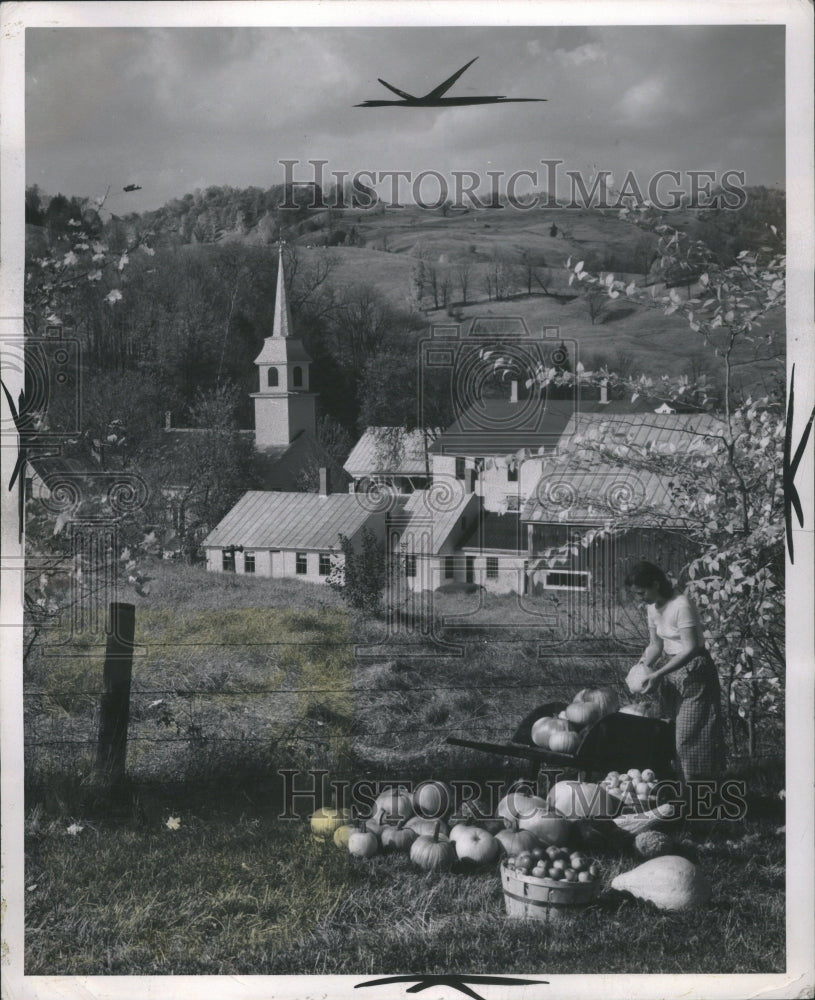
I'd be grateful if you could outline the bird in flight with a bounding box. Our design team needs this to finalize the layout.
[123,184,142,192]
[355,57,546,107]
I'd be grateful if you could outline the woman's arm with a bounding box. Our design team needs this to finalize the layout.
[640,624,663,670]
[640,626,705,693]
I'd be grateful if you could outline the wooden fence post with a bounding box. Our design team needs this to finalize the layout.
[95,602,135,786]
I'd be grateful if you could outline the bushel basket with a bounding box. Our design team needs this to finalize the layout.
[500,861,600,921]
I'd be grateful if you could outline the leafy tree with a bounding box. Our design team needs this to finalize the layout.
[327,527,386,615]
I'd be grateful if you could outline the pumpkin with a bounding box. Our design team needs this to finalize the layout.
[380,818,418,853]
[496,790,548,822]
[412,780,452,818]
[453,826,500,865]
[348,828,379,858]
[547,780,616,819]
[448,823,477,844]
[611,855,712,910]
[517,807,573,847]
[531,716,573,748]
[572,687,619,716]
[333,824,355,849]
[406,816,450,838]
[625,662,653,695]
[547,729,582,754]
[409,821,455,872]
[365,808,392,837]
[310,804,352,840]
[373,788,414,823]
[495,820,540,857]
[634,830,676,859]
[563,701,604,727]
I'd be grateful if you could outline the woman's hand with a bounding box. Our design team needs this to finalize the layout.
[639,671,660,695]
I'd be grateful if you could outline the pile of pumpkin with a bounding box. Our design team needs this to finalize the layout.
[530,686,622,752]
[310,782,604,873]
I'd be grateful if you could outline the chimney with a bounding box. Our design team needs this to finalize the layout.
[319,467,331,496]
[510,380,519,404]
[165,410,172,430]
[599,380,609,405]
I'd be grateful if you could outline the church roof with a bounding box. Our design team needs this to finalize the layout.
[253,245,312,365]
[344,427,437,477]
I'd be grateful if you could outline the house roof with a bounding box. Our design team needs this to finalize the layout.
[397,487,479,555]
[344,428,436,477]
[557,411,724,456]
[202,489,374,551]
[460,511,525,553]
[428,395,656,457]
[522,456,694,527]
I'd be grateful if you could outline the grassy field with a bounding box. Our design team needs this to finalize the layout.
[24,561,786,976]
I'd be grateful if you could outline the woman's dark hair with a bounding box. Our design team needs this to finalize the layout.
[624,561,674,600]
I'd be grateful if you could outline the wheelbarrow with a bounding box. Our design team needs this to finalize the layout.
[446,701,676,793]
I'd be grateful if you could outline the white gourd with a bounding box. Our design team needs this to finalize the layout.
[611,855,712,910]
[612,802,674,836]
[626,663,653,695]
[547,780,617,819]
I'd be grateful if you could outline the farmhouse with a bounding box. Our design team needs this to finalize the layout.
[203,469,386,580]
[344,427,436,494]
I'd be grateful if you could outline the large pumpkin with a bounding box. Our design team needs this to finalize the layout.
[453,826,500,865]
[496,790,548,822]
[563,701,604,727]
[380,819,418,853]
[547,729,582,754]
[547,780,617,819]
[412,780,452,818]
[517,807,573,847]
[571,687,619,715]
[373,788,414,823]
[348,828,379,858]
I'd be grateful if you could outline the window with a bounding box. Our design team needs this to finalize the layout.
[455,457,465,480]
[319,553,331,576]
[222,549,235,572]
[507,462,518,482]
[293,366,303,387]
[486,557,499,579]
[405,554,417,577]
[267,367,279,388]
[244,551,255,574]
[444,556,454,579]
[296,552,308,575]
[543,570,590,591]
[505,495,521,512]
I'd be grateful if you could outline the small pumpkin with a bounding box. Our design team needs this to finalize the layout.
[333,823,355,849]
[406,815,449,838]
[310,803,352,840]
[495,820,540,857]
[412,780,452,818]
[365,808,392,837]
[453,826,500,865]
[531,716,573,748]
[563,701,603,727]
[409,821,455,872]
[380,818,418,853]
[547,729,582,754]
[348,827,379,859]
[373,788,414,823]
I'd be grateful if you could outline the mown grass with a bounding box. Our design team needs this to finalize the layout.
[24,560,786,975]
[25,805,785,976]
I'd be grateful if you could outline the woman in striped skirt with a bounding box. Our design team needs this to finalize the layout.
[625,561,726,790]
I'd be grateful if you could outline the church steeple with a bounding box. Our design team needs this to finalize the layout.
[251,244,317,451]
[272,244,293,339]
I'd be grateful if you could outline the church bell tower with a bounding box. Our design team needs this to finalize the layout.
[251,245,317,450]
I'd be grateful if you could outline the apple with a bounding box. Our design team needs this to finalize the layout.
[589,862,601,878]
[564,869,578,882]
[546,845,560,860]
[605,774,620,789]
[570,855,587,872]
[627,768,642,781]
[607,771,620,780]
[552,858,568,871]
[635,781,650,797]
[578,870,592,883]
[641,769,656,782]
[530,846,545,860]
[548,867,564,880]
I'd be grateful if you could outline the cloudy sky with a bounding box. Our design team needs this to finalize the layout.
[26,24,785,212]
